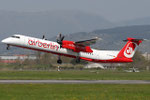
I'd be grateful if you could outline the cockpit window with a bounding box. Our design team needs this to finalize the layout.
[11,36,20,39]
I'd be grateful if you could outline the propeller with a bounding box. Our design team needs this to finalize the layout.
[57,33,65,47]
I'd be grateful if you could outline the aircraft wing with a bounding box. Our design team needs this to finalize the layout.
[75,37,100,46]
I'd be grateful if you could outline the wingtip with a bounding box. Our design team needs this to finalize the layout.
[143,39,148,41]
[95,37,102,40]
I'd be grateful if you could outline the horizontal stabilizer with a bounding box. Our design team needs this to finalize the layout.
[123,38,146,42]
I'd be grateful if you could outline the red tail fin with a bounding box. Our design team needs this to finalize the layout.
[117,38,143,59]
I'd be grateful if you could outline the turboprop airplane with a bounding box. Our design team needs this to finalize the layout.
[1,34,144,64]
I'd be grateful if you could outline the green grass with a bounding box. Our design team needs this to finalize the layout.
[0,84,149,100]
[0,70,149,80]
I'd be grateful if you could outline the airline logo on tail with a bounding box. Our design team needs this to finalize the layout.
[124,42,137,58]
[117,38,144,60]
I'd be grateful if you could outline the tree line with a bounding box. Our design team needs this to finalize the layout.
[0,51,149,70]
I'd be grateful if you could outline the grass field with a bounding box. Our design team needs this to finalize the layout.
[0,84,149,100]
[0,70,149,100]
[0,70,149,80]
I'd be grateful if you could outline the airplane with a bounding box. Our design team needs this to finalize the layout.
[1,34,145,64]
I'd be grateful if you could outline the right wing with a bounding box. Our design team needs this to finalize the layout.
[75,37,100,46]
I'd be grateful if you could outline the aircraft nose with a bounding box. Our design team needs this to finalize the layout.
[1,38,9,44]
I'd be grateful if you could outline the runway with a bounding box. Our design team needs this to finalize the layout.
[0,80,150,84]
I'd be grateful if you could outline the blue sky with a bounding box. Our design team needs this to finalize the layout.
[0,0,150,22]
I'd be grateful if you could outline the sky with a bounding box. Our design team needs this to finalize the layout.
[0,0,150,22]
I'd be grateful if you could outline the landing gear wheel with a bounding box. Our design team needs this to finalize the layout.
[76,58,80,63]
[76,53,80,63]
[57,59,62,64]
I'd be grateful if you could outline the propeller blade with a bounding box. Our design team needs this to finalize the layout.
[57,33,61,41]
[59,33,61,39]
[56,33,65,47]
[61,36,65,41]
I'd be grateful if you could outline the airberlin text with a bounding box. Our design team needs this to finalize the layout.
[28,39,59,50]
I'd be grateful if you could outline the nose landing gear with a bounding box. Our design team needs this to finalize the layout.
[6,44,10,50]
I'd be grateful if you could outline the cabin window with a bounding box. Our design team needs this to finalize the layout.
[11,36,20,39]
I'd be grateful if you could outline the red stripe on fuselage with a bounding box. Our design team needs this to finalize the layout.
[10,44,132,63]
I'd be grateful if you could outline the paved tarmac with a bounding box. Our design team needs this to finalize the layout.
[0,80,149,84]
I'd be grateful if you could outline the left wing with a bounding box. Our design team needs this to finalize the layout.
[75,37,100,46]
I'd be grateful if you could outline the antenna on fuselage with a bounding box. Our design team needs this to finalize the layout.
[42,35,45,39]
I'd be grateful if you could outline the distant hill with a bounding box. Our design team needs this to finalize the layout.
[119,17,150,26]
[64,25,150,53]
[0,10,113,41]
[0,25,150,54]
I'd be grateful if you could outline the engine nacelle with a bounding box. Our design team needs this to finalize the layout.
[62,40,93,53]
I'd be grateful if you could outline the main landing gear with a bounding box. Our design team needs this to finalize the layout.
[76,56,80,63]
[57,56,62,64]
[76,53,80,63]
[57,55,80,64]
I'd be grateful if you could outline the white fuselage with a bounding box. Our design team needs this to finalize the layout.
[2,34,120,62]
